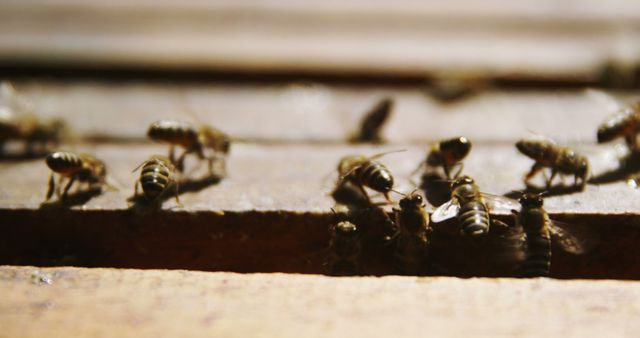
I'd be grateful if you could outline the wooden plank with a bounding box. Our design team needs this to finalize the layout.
[0,143,635,213]
[2,266,640,338]
[6,80,640,143]
[0,1,639,80]
[1,143,639,278]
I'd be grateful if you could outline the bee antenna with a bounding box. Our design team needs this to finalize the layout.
[390,189,406,197]
[368,149,407,161]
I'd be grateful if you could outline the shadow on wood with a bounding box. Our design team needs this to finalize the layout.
[39,187,104,209]
[589,151,640,185]
[128,175,222,209]
[503,183,584,199]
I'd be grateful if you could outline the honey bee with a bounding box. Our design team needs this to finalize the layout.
[336,150,401,204]
[328,220,362,276]
[511,193,590,277]
[431,175,516,238]
[45,151,108,201]
[349,97,393,143]
[516,137,589,190]
[0,83,66,156]
[413,136,471,179]
[132,155,180,204]
[147,119,231,175]
[393,192,431,275]
[596,104,640,151]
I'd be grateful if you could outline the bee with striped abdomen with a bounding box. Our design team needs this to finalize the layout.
[431,175,517,238]
[336,150,401,204]
[516,137,589,190]
[393,191,431,275]
[328,220,362,276]
[147,119,231,176]
[414,136,471,179]
[597,104,640,151]
[349,97,393,143]
[132,155,180,204]
[511,193,591,277]
[45,151,108,201]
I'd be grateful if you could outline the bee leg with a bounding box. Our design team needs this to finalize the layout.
[56,176,65,198]
[173,181,182,207]
[442,163,452,180]
[176,149,191,172]
[207,157,215,177]
[61,176,76,201]
[45,172,56,201]
[625,133,637,152]
[168,145,176,164]
[409,162,426,177]
[383,191,394,203]
[452,163,464,179]
[355,184,373,205]
[546,169,558,188]
[524,163,544,186]
[491,218,510,230]
[134,180,140,197]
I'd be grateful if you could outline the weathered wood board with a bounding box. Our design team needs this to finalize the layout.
[5,80,640,143]
[1,143,639,278]
[2,266,640,338]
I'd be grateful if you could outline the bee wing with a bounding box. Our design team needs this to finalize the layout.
[481,193,521,213]
[430,199,460,223]
[548,219,598,255]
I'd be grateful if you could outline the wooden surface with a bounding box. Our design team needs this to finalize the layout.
[2,143,640,278]
[7,80,640,143]
[2,80,640,278]
[2,266,640,338]
[1,1,639,80]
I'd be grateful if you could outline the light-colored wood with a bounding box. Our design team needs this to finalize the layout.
[1,266,640,338]
[7,80,640,143]
[0,1,639,79]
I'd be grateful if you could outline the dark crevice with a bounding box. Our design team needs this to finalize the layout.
[0,209,638,280]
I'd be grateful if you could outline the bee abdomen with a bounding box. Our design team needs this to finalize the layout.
[358,161,393,192]
[46,151,83,174]
[147,120,197,146]
[458,201,490,236]
[597,110,636,143]
[140,161,171,200]
[521,234,551,277]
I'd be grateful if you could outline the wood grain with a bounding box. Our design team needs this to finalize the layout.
[2,266,640,338]
[6,80,640,143]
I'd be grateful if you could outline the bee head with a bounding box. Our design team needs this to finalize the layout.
[451,175,474,189]
[399,193,424,209]
[519,193,543,208]
[334,221,358,237]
